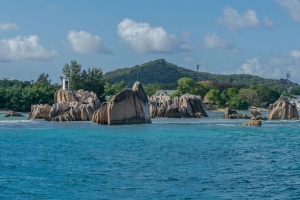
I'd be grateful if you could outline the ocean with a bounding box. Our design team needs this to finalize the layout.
[1,111,300,199]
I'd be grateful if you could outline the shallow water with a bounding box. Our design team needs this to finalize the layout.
[1,111,300,199]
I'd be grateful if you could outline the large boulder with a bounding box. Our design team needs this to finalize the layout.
[29,104,51,119]
[223,107,238,118]
[46,101,95,121]
[92,82,152,125]
[268,96,299,119]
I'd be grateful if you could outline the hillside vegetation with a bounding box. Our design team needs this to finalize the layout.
[103,59,298,92]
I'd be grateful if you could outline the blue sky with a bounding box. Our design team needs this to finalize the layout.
[1,0,300,83]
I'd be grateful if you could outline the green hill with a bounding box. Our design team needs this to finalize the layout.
[103,59,297,92]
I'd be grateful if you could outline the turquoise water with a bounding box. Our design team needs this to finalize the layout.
[1,111,300,199]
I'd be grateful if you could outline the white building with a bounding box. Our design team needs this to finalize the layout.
[289,95,300,110]
[62,78,69,90]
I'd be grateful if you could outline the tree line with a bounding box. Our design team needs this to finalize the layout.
[0,60,292,111]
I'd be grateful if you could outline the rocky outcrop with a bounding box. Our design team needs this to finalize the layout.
[46,101,95,121]
[243,120,261,126]
[223,107,238,119]
[4,110,23,117]
[29,88,101,121]
[54,89,101,110]
[28,104,51,119]
[92,82,152,125]
[149,94,208,118]
[268,96,299,120]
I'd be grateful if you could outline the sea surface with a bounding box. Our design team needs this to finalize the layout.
[1,111,300,199]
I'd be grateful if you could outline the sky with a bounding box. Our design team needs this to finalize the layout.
[1,0,300,84]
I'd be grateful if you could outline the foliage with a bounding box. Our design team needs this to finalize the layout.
[169,91,183,99]
[0,80,56,112]
[104,80,126,97]
[205,89,222,105]
[238,88,261,107]
[61,60,105,100]
[36,73,51,85]
[143,83,161,96]
[228,96,249,110]
[177,77,195,93]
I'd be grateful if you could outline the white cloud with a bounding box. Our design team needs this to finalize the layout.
[0,22,18,31]
[277,0,300,21]
[67,30,113,54]
[203,33,228,49]
[117,18,187,53]
[202,33,239,53]
[0,35,57,61]
[289,49,300,58]
[236,58,281,78]
[218,6,274,30]
[263,16,275,27]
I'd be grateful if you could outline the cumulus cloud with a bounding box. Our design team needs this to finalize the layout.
[0,22,18,31]
[0,35,57,61]
[235,58,281,78]
[67,30,113,54]
[289,49,300,58]
[117,18,188,53]
[218,6,274,30]
[202,33,239,53]
[277,0,300,21]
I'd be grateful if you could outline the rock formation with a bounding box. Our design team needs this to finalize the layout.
[4,110,23,117]
[268,95,299,120]
[92,82,152,125]
[28,104,51,119]
[148,93,208,118]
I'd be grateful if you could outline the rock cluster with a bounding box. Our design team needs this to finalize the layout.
[268,95,299,120]
[149,94,208,118]
[223,107,267,120]
[92,82,151,125]
[29,89,101,121]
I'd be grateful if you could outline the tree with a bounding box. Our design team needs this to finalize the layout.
[61,60,82,90]
[143,83,161,96]
[205,89,221,105]
[36,73,51,85]
[61,61,105,100]
[228,96,249,110]
[104,80,125,97]
[226,88,239,100]
[177,77,195,93]
[238,88,260,107]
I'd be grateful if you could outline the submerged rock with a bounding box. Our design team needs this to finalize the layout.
[28,104,51,119]
[243,119,261,126]
[92,81,151,125]
[268,96,299,120]
[4,110,23,117]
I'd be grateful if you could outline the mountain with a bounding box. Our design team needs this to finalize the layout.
[103,59,297,91]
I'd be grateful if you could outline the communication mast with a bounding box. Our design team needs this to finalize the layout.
[197,64,199,72]
[287,73,292,100]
